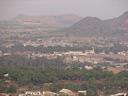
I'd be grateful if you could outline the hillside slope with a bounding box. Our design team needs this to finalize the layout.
[65,11,128,37]
[13,14,82,27]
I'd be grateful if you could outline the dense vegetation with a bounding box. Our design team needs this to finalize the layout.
[1,42,128,55]
[0,66,128,95]
[0,55,128,96]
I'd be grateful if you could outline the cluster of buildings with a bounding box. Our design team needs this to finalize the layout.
[0,90,127,96]
[0,48,128,73]
[0,89,87,96]
[23,38,75,47]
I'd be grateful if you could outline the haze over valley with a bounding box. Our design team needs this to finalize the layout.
[0,0,128,96]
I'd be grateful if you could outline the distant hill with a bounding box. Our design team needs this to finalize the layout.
[65,17,115,37]
[105,11,128,32]
[13,14,82,27]
[65,11,128,37]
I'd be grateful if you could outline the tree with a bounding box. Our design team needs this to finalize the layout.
[5,85,17,93]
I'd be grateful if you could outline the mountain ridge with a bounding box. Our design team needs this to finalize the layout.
[65,11,128,37]
[13,14,82,27]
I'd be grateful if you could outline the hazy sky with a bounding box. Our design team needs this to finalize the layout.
[0,0,128,20]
